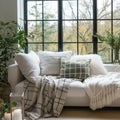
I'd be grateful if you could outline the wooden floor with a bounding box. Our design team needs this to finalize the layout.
[25,107,120,120]
[59,107,120,120]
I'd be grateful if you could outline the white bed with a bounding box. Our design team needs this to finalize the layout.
[8,62,120,110]
[15,78,120,108]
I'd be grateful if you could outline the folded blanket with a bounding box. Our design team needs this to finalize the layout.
[24,76,72,119]
[84,72,120,110]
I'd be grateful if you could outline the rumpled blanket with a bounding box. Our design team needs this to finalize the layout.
[84,72,120,110]
[24,75,72,119]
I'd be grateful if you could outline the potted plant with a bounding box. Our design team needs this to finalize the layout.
[0,99,10,119]
[0,98,17,119]
[0,21,26,84]
[94,30,120,64]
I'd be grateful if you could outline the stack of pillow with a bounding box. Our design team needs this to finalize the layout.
[15,51,108,83]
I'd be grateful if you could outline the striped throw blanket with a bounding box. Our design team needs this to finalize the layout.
[24,76,71,119]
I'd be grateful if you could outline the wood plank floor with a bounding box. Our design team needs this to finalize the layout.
[25,107,120,120]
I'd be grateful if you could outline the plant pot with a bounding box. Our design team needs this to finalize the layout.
[113,48,120,64]
[4,112,11,120]
[0,82,11,102]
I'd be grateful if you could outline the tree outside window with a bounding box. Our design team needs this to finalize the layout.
[24,0,120,63]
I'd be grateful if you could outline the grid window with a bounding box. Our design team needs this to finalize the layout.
[24,0,120,63]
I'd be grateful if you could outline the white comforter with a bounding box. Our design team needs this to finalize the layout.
[84,72,120,110]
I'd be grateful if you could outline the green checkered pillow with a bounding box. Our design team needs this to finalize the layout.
[60,58,91,80]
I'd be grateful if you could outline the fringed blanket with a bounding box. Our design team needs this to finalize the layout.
[24,76,71,119]
[84,72,120,110]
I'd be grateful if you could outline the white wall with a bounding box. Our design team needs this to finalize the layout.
[17,0,24,26]
[0,0,17,22]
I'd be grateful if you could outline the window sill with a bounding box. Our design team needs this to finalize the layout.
[104,64,120,72]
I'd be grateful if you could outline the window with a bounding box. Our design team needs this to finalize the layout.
[24,0,120,63]
[97,0,120,63]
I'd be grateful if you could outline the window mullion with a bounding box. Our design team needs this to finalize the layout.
[77,0,79,54]
[24,0,28,53]
[111,0,113,62]
[93,0,97,54]
[42,1,44,51]
[58,0,63,51]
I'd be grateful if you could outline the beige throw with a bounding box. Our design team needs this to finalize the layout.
[24,76,71,119]
[84,72,120,110]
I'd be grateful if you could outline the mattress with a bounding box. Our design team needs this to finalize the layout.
[65,80,120,107]
[65,81,89,106]
[15,80,120,107]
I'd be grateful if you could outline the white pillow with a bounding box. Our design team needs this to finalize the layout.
[38,51,72,75]
[15,51,40,83]
[70,54,107,76]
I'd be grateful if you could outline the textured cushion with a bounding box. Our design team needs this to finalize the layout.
[60,58,91,80]
[38,51,72,75]
[70,54,108,76]
[15,51,40,83]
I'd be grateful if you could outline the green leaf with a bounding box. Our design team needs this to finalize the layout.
[0,21,26,82]
[11,102,17,108]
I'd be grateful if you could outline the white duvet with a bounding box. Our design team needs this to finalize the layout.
[84,72,120,110]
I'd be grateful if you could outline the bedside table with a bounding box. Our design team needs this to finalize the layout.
[104,64,120,72]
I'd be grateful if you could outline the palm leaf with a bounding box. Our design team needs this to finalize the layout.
[94,30,119,49]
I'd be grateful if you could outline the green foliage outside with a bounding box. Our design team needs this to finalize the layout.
[27,0,120,63]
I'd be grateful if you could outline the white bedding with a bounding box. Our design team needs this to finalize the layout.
[84,72,120,110]
[15,73,120,108]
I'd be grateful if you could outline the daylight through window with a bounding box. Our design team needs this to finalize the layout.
[24,0,120,63]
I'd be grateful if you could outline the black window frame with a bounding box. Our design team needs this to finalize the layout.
[24,0,120,63]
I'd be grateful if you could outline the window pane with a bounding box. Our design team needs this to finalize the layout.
[63,1,77,19]
[63,43,77,54]
[64,43,93,54]
[28,43,58,52]
[44,1,58,20]
[97,20,111,35]
[79,43,93,55]
[44,21,58,42]
[113,20,120,34]
[28,44,42,52]
[98,43,111,63]
[63,21,77,42]
[113,0,120,19]
[27,1,42,20]
[79,21,93,42]
[97,0,111,19]
[27,21,42,42]
[25,0,116,63]
[79,0,93,19]
[97,20,111,62]
[44,44,58,51]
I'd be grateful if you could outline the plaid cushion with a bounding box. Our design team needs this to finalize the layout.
[60,58,91,80]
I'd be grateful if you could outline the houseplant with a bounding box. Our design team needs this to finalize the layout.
[0,98,17,119]
[0,21,26,84]
[94,30,120,64]
[0,99,10,119]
